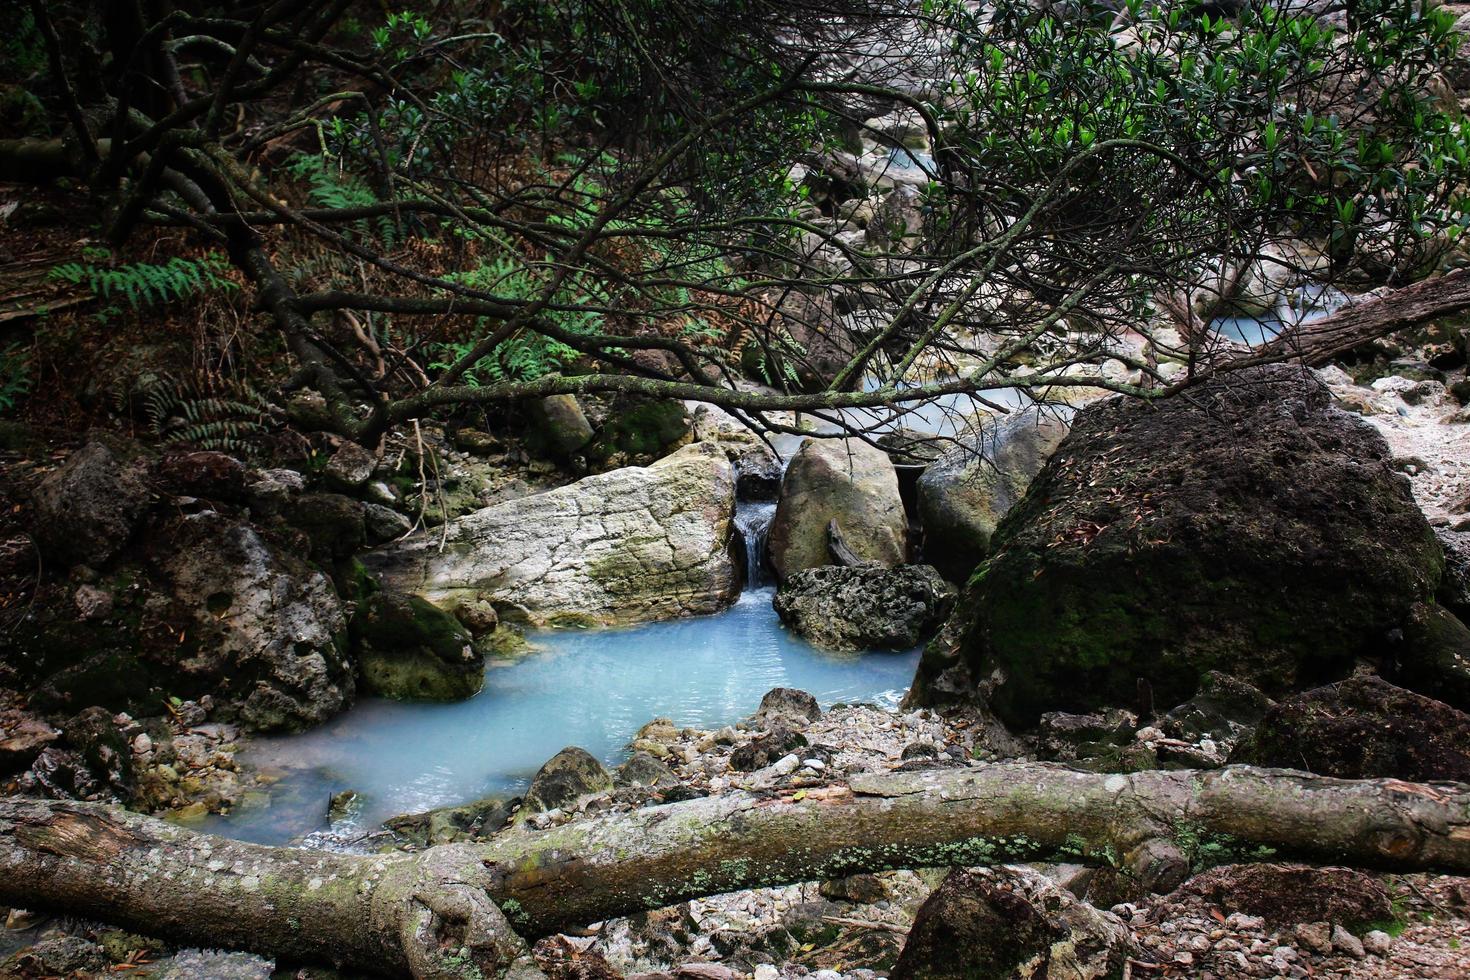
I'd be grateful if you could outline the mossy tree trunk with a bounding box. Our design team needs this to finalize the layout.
[4,764,1470,978]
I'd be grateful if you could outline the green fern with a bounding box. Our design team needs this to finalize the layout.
[427,256,598,384]
[49,252,237,310]
[286,153,397,245]
[144,380,280,457]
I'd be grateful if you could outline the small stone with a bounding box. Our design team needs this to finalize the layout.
[1331,924,1365,959]
[1173,952,1195,966]
[73,583,113,620]
[1294,921,1332,955]
[324,442,376,490]
[772,754,800,776]
[1361,930,1392,956]
[753,967,780,980]
[801,758,825,771]
[5,908,47,930]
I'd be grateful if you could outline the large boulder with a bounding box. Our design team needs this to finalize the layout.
[160,514,352,731]
[911,365,1444,724]
[768,438,907,581]
[351,591,484,701]
[520,746,613,816]
[917,405,1072,580]
[891,867,1132,980]
[366,442,737,626]
[773,564,956,650]
[1230,673,1470,782]
[31,442,150,567]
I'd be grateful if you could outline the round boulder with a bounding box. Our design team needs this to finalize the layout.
[1229,673,1470,782]
[350,592,483,702]
[917,406,1071,581]
[912,365,1444,725]
[768,438,907,581]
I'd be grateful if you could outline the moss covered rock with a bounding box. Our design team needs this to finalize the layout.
[351,592,483,701]
[584,394,690,465]
[1230,673,1470,782]
[912,365,1443,725]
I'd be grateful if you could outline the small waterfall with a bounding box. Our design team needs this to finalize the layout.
[733,500,777,589]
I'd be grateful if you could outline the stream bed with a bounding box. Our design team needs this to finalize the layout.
[203,587,919,846]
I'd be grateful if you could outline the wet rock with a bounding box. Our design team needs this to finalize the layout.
[328,789,362,822]
[362,501,411,544]
[912,365,1445,724]
[323,442,377,491]
[73,582,113,620]
[1438,528,1470,620]
[60,705,134,800]
[453,428,503,455]
[583,394,691,466]
[1166,864,1392,928]
[31,441,150,567]
[773,564,955,651]
[820,873,891,904]
[1036,708,1138,758]
[527,393,596,456]
[0,705,59,774]
[522,746,613,815]
[385,794,517,845]
[245,467,304,515]
[917,406,1072,580]
[753,687,822,728]
[768,438,908,581]
[891,866,1132,980]
[351,591,483,701]
[1229,673,1470,782]
[5,936,109,976]
[160,514,351,731]
[368,442,737,626]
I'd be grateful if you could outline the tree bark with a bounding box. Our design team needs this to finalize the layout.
[4,764,1470,977]
[1252,266,1470,366]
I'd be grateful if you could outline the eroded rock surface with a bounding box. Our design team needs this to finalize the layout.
[366,442,738,626]
[773,564,955,650]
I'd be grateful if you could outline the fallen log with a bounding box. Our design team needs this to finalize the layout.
[1249,265,1470,367]
[3,764,1469,978]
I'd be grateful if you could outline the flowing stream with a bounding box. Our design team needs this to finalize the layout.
[204,503,917,846]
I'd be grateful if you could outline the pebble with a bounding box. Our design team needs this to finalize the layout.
[801,758,825,771]
[772,754,800,776]
[753,967,780,980]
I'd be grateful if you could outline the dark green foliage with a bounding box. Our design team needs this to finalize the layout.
[143,381,279,458]
[49,252,236,310]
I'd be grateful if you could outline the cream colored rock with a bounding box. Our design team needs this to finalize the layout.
[768,437,907,580]
[366,442,737,626]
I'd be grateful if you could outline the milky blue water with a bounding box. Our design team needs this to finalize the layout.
[204,588,919,846]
